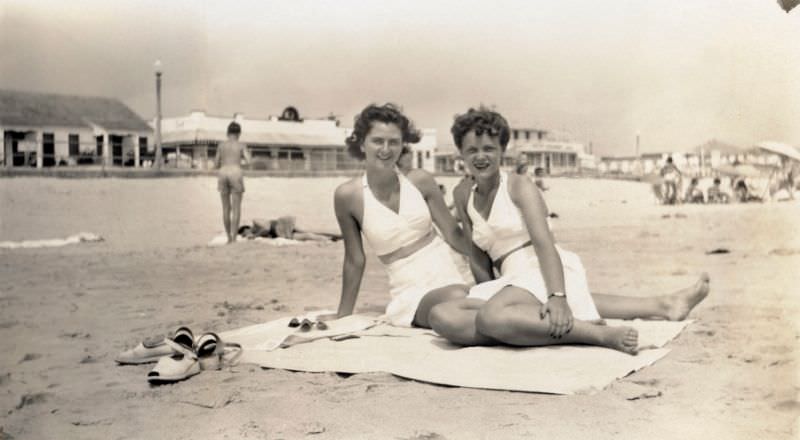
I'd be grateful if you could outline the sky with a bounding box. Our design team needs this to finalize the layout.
[1,0,799,156]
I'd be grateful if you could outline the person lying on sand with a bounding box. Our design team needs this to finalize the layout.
[321,103,486,328]
[238,217,341,242]
[427,107,710,354]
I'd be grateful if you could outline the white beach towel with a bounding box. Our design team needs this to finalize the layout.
[223,315,691,395]
[207,234,309,247]
[0,232,103,249]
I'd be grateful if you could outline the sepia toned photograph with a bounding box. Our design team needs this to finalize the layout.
[1,1,798,438]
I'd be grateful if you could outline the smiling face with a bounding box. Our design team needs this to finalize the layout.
[459,130,504,179]
[363,122,403,170]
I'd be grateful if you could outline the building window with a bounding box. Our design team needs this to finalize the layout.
[525,131,530,140]
[512,130,518,140]
[68,134,79,156]
[139,137,148,156]
[425,151,430,159]
[43,133,55,166]
[96,136,103,156]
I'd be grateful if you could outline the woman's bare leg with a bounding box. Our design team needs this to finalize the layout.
[412,284,469,329]
[230,192,243,243]
[220,192,232,243]
[592,273,710,321]
[428,298,496,346]
[477,286,639,354]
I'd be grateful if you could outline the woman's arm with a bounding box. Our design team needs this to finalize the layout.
[453,177,494,283]
[241,145,252,166]
[508,173,572,338]
[407,170,472,256]
[332,183,366,318]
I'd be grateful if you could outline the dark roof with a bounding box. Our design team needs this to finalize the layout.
[0,89,152,132]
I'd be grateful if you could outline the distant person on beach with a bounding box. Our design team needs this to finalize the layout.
[427,107,710,354]
[706,177,730,204]
[660,157,682,204]
[238,217,341,242]
[323,103,483,328]
[515,156,529,175]
[684,177,705,204]
[533,167,548,192]
[215,121,251,244]
[733,178,761,203]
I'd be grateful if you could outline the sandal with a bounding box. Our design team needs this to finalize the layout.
[195,332,243,371]
[289,317,327,331]
[116,327,194,365]
[146,338,201,384]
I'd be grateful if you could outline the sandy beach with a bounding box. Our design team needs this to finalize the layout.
[0,176,798,439]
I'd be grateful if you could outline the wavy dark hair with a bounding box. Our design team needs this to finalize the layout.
[345,103,421,160]
[450,107,511,151]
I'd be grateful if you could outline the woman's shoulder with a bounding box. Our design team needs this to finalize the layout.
[405,169,439,195]
[334,177,363,203]
[452,176,473,204]
[506,171,539,202]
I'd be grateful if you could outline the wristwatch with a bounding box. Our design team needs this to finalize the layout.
[548,291,566,299]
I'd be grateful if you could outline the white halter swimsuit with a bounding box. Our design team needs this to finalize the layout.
[361,173,468,326]
[466,172,601,321]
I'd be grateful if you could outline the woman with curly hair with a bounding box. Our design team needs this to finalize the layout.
[429,107,710,353]
[324,103,485,328]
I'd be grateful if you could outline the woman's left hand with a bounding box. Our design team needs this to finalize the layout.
[539,297,573,338]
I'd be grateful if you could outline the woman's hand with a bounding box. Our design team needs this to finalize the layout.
[539,297,573,338]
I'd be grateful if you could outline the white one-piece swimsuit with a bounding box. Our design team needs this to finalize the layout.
[360,173,469,327]
[466,172,601,321]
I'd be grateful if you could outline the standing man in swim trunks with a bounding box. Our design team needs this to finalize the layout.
[660,156,682,204]
[215,121,251,244]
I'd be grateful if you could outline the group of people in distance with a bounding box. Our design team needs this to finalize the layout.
[211,104,709,353]
[655,155,798,205]
[311,104,708,354]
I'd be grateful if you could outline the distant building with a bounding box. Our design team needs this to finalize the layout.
[598,139,783,177]
[159,108,438,172]
[1,89,153,168]
[434,126,594,174]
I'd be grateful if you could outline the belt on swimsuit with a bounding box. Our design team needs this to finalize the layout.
[492,240,532,271]
[378,229,437,265]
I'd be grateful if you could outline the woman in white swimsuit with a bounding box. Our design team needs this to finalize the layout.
[327,104,485,328]
[429,107,710,354]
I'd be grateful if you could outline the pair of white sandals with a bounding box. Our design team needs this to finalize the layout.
[115,327,242,384]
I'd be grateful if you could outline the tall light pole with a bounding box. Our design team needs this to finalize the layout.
[154,60,163,170]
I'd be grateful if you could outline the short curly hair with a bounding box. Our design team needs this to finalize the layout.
[345,103,421,160]
[450,107,511,151]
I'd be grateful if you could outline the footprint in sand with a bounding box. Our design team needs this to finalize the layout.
[769,248,800,256]
[15,392,52,410]
[18,353,41,364]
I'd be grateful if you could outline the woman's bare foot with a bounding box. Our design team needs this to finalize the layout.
[603,326,639,354]
[662,273,710,321]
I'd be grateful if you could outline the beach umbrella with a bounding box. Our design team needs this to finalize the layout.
[755,141,800,161]
[716,163,764,178]
[777,0,799,12]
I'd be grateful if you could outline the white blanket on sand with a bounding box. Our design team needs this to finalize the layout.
[207,234,309,247]
[0,232,103,249]
[220,314,691,395]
